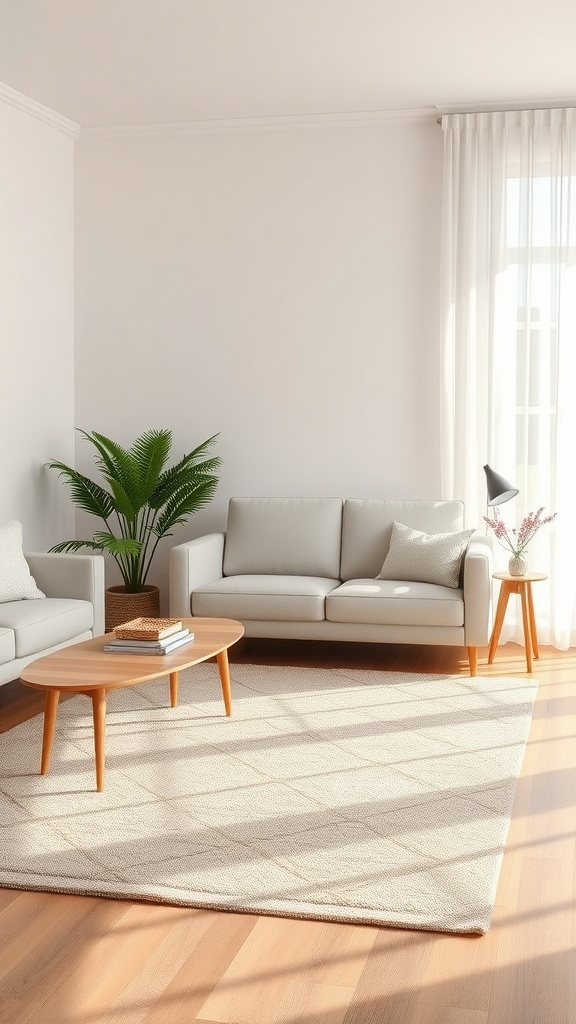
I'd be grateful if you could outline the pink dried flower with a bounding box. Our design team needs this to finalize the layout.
[483,506,557,556]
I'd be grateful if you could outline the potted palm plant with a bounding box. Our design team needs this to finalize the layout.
[46,428,221,630]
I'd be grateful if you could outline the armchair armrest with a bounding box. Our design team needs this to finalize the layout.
[169,533,225,618]
[462,534,493,646]
[24,552,106,637]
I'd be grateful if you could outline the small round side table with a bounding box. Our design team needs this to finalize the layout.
[488,571,548,673]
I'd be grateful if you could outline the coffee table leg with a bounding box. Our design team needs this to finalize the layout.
[41,690,61,775]
[91,688,107,792]
[216,651,232,716]
[169,671,179,707]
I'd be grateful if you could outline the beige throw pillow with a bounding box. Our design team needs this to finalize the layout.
[377,520,475,589]
[0,520,45,602]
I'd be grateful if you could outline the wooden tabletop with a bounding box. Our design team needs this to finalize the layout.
[492,572,548,583]
[20,617,245,693]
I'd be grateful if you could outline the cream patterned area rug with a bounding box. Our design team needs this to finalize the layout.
[0,664,537,934]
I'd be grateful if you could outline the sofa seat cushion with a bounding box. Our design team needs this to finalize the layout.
[326,579,464,628]
[192,575,340,622]
[0,627,15,666]
[0,599,94,658]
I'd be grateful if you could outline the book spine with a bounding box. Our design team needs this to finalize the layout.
[104,646,171,656]
[104,634,195,654]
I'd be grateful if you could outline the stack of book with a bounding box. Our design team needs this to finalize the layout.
[104,617,195,656]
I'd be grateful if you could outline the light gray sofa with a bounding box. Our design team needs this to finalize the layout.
[0,553,105,687]
[169,497,493,675]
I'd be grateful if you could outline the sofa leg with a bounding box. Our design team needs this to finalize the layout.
[468,646,478,676]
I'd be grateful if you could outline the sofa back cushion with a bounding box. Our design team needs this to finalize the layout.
[340,499,466,581]
[223,497,343,578]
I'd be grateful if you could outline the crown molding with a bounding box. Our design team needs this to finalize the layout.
[0,82,81,138]
[0,85,435,138]
[79,106,437,139]
[436,97,576,116]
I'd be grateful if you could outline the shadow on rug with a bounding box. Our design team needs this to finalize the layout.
[0,664,537,933]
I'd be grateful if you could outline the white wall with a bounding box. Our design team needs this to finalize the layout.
[0,102,75,551]
[74,120,443,601]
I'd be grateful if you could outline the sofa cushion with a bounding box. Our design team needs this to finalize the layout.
[223,497,343,578]
[193,575,340,622]
[0,628,15,666]
[326,579,465,628]
[340,499,466,581]
[377,521,475,588]
[0,599,94,658]
[0,520,45,602]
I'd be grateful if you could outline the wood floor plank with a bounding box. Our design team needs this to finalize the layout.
[0,886,22,914]
[31,902,191,1024]
[196,916,339,1023]
[407,929,496,1024]
[341,928,434,1024]
[487,858,574,1024]
[0,891,100,986]
[269,977,357,1024]
[298,921,379,988]
[140,911,257,1024]
[0,894,131,1024]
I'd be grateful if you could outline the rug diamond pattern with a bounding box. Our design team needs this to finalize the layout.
[0,664,537,933]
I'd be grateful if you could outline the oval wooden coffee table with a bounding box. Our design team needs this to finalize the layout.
[20,617,244,792]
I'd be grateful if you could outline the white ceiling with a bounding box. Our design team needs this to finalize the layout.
[1,0,575,128]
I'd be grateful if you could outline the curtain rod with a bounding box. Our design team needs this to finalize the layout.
[437,104,576,126]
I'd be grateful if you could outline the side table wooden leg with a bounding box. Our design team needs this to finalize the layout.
[169,671,179,707]
[520,585,534,673]
[41,689,60,775]
[216,650,232,716]
[527,583,539,659]
[91,688,107,792]
[488,583,511,664]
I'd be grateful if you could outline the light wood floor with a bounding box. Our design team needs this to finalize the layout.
[1,638,575,1024]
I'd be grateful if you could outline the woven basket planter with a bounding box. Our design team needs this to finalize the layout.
[105,585,161,632]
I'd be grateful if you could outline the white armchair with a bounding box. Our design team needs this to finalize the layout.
[0,552,105,687]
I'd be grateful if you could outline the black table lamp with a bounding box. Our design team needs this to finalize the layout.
[483,464,519,506]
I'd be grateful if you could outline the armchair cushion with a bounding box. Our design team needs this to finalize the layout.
[0,598,94,658]
[376,521,475,589]
[0,520,45,602]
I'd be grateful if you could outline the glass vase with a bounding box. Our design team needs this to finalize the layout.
[508,554,528,577]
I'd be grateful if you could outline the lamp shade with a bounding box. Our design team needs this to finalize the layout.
[483,464,519,506]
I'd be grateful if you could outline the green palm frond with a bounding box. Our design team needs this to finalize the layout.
[92,532,142,557]
[49,539,108,554]
[154,477,219,537]
[80,431,141,517]
[44,462,116,520]
[130,429,172,498]
[47,428,221,591]
[150,435,221,510]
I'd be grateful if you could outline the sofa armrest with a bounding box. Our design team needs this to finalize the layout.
[169,533,225,618]
[462,534,493,646]
[24,552,106,637]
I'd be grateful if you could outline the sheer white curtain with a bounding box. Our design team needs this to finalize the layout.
[440,108,576,649]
